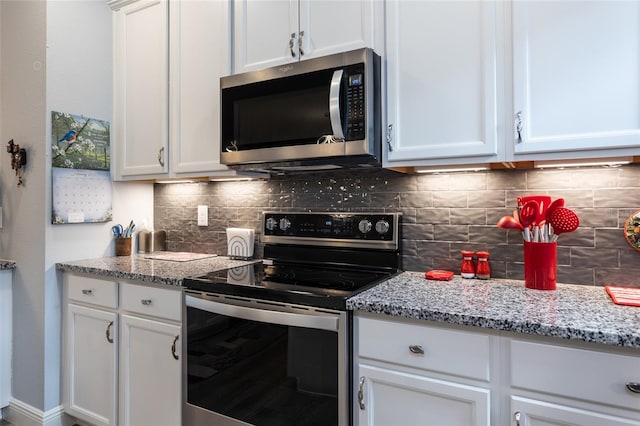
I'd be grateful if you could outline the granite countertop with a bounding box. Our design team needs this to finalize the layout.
[56,253,258,286]
[347,271,640,349]
[0,259,16,270]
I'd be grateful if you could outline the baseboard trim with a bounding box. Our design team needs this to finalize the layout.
[4,398,71,426]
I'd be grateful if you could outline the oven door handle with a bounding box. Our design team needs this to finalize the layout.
[186,294,340,332]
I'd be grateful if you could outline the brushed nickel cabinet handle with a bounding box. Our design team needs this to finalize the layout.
[140,299,152,306]
[82,289,93,295]
[106,321,114,344]
[386,124,393,151]
[357,376,365,410]
[409,345,424,354]
[171,335,180,360]
[289,33,296,58]
[298,30,305,56]
[514,411,521,426]
[515,111,524,143]
[157,146,165,166]
[627,382,640,393]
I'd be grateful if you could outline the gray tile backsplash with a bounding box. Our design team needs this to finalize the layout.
[154,165,640,287]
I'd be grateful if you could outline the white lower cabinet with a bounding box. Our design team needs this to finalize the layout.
[355,313,640,426]
[65,304,118,426]
[63,274,183,426]
[0,269,13,411]
[509,339,640,426]
[511,396,640,426]
[119,314,181,426]
[355,313,493,426]
[357,364,490,426]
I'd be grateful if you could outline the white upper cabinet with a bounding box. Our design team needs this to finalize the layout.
[233,0,376,73]
[113,0,169,177]
[384,0,503,167]
[169,0,230,174]
[511,1,640,159]
[111,0,231,180]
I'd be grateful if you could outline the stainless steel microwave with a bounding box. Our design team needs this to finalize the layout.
[220,48,381,173]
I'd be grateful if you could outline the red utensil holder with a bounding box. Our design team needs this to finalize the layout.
[524,241,557,290]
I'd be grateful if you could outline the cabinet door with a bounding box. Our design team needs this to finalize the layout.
[119,314,181,426]
[169,0,230,175]
[64,304,117,426]
[357,364,490,426]
[113,0,169,178]
[233,0,298,73]
[511,396,640,426]
[0,270,11,408]
[384,0,502,167]
[299,0,374,60]
[512,1,640,157]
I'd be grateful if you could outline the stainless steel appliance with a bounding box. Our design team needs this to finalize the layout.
[220,48,381,173]
[183,211,401,426]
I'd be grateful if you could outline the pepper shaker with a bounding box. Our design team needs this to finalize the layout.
[476,251,490,279]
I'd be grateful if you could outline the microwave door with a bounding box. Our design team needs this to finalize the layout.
[329,69,345,141]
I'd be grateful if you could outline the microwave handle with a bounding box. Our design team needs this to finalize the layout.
[329,69,345,140]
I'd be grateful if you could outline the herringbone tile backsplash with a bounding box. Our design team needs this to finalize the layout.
[154,165,640,287]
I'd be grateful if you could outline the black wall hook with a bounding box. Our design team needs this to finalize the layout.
[6,139,27,186]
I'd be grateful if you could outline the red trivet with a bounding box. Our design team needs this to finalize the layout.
[605,285,640,307]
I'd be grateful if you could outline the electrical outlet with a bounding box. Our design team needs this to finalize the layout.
[197,205,208,227]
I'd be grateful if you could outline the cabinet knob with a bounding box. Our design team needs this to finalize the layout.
[514,411,521,426]
[82,289,93,295]
[140,299,152,306]
[357,376,366,410]
[409,344,424,355]
[627,382,640,393]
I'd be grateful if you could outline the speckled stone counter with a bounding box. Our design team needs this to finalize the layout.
[347,271,640,349]
[56,254,257,286]
[0,260,16,270]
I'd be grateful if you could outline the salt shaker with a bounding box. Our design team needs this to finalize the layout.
[460,250,475,279]
[476,251,490,279]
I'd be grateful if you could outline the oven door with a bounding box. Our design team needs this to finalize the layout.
[184,292,350,426]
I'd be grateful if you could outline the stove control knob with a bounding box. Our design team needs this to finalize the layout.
[375,220,390,235]
[279,217,292,231]
[358,219,372,234]
[265,217,278,231]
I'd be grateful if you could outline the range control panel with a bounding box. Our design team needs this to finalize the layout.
[262,212,400,249]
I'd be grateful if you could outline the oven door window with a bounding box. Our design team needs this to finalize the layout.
[187,306,339,426]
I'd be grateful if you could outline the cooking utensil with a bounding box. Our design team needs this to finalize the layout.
[497,215,524,231]
[545,198,565,220]
[548,207,579,241]
[521,195,552,218]
[111,224,123,238]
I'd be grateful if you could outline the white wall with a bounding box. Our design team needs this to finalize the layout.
[1,0,153,415]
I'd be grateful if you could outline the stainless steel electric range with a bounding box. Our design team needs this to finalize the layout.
[182,211,401,426]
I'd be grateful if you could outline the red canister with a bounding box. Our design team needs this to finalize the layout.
[524,242,557,290]
[476,251,490,279]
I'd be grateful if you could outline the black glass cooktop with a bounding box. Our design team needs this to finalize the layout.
[183,261,396,310]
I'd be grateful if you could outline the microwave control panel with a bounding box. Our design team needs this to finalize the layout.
[345,65,366,140]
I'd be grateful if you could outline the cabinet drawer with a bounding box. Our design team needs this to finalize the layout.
[67,274,118,309]
[357,315,491,381]
[511,340,640,411]
[120,282,182,321]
